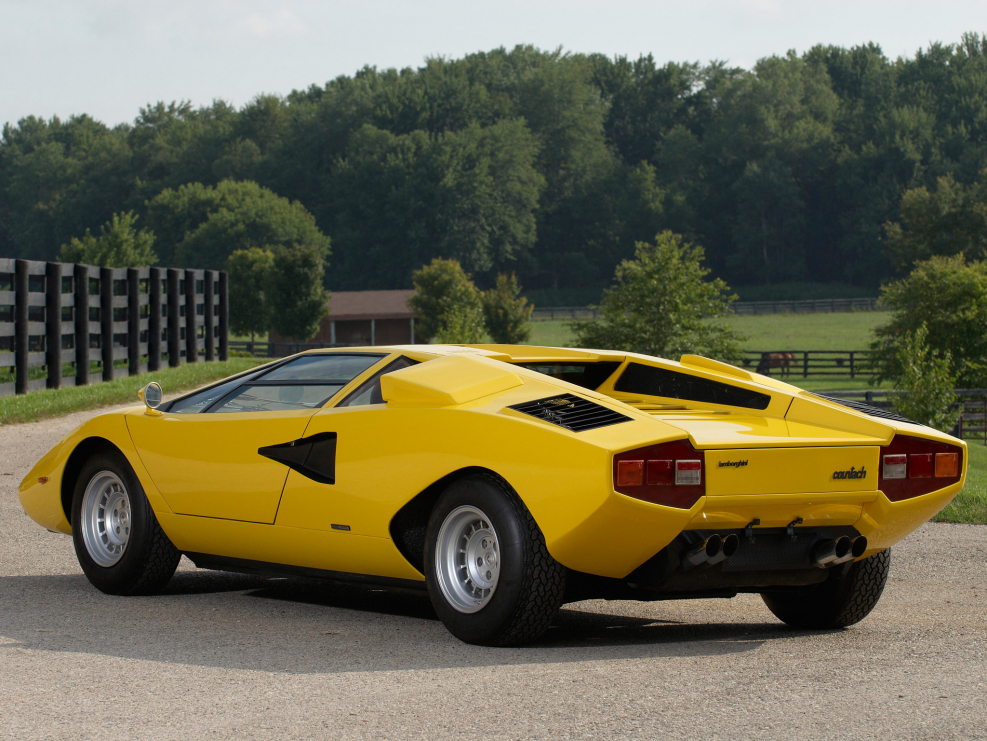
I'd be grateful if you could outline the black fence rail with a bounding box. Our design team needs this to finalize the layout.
[230,340,352,358]
[731,297,880,315]
[0,258,228,398]
[820,389,987,445]
[739,350,873,378]
[530,306,600,322]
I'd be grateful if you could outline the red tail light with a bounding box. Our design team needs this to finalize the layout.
[880,435,963,502]
[613,440,705,509]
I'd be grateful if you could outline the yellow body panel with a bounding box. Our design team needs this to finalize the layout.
[18,344,969,585]
[705,447,879,496]
[126,410,314,523]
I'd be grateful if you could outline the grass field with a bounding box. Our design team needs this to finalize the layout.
[0,358,268,425]
[529,311,891,352]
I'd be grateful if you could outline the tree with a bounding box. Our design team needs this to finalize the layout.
[885,174,987,270]
[407,258,484,344]
[145,180,330,270]
[481,273,533,344]
[869,254,987,388]
[571,231,743,361]
[227,247,274,342]
[59,211,157,267]
[889,324,960,432]
[265,244,330,341]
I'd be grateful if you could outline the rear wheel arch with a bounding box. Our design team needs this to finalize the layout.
[389,466,511,575]
[61,437,126,527]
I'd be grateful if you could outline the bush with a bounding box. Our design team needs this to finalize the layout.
[481,273,533,344]
[408,259,484,344]
[869,255,987,388]
[60,211,157,267]
[889,324,960,432]
[570,231,744,361]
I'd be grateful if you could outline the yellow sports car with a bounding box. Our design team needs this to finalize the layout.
[19,345,966,645]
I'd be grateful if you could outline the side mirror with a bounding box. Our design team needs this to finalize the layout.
[139,382,163,411]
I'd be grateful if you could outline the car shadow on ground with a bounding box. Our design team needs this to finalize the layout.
[0,570,812,673]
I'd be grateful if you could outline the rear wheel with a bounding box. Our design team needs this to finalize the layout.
[761,548,892,629]
[425,474,566,646]
[72,449,181,596]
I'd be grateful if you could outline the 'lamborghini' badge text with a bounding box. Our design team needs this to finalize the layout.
[718,460,748,468]
[832,466,867,480]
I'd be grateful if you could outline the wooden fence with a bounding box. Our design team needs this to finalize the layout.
[824,389,987,446]
[0,258,228,398]
[739,350,874,378]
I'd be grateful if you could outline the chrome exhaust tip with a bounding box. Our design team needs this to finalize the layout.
[812,536,852,568]
[682,534,722,569]
[707,533,740,565]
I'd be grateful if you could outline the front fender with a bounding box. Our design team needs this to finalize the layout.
[19,408,173,534]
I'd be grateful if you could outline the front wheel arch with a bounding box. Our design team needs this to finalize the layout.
[61,437,124,528]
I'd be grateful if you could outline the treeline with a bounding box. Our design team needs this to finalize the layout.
[3,34,987,295]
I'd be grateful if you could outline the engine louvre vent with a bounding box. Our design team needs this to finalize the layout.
[815,394,917,425]
[508,394,632,432]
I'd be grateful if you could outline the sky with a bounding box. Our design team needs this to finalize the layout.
[1,0,985,129]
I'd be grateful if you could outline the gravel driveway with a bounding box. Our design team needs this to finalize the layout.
[1,405,985,740]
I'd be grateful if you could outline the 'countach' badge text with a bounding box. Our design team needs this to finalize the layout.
[832,466,867,480]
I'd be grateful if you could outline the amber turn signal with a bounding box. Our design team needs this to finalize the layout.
[616,460,644,487]
[935,452,959,478]
[37,476,49,485]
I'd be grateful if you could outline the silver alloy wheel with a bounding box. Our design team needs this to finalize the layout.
[81,470,132,567]
[435,505,501,614]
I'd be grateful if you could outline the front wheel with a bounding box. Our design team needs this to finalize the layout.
[761,548,892,629]
[424,474,566,646]
[72,449,181,596]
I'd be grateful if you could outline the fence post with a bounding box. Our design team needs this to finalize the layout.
[218,271,229,361]
[204,270,215,362]
[127,268,140,377]
[74,265,89,387]
[46,262,62,389]
[100,267,113,382]
[167,268,180,367]
[803,351,809,378]
[184,270,197,363]
[849,351,855,379]
[14,259,28,394]
[149,267,161,372]
[865,391,873,405]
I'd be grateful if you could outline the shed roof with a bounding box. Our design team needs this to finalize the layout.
[328,290,416,320]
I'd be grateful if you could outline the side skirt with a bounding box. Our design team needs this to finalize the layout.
[184,552,428,591]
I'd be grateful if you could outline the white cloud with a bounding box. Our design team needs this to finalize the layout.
[244,9,304,38]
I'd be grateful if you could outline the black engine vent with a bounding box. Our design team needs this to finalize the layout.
[614,363,771,410]
[815,394,917,425]
[508,394,632,432]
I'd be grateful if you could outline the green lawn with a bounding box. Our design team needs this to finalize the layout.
[0,358,268,425]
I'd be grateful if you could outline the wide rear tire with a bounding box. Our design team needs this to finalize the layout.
[424,474,566,646]
[762,548,892,629]
[71,449,181,596]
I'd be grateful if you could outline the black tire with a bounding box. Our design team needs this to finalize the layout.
[761,548,892,629]
[424,474,566,646]
[71,448,181,596]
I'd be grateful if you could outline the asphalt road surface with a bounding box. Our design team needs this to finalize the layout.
[1,404,985,740]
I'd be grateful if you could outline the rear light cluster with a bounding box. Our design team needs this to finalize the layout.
[880,435,963,502]
[613,440,705,509]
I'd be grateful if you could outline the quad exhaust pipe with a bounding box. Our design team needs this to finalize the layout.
[812,535,867,568]
[682,533,740,570]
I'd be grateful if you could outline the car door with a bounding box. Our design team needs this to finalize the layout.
[274,355,421,536]
[127,353,386,523]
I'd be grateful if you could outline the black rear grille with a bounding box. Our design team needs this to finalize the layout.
[508,394,632,432]
[816,394,917,425]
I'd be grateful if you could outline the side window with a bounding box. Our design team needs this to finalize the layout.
[186,354,386,414]
[337,356,418,407]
